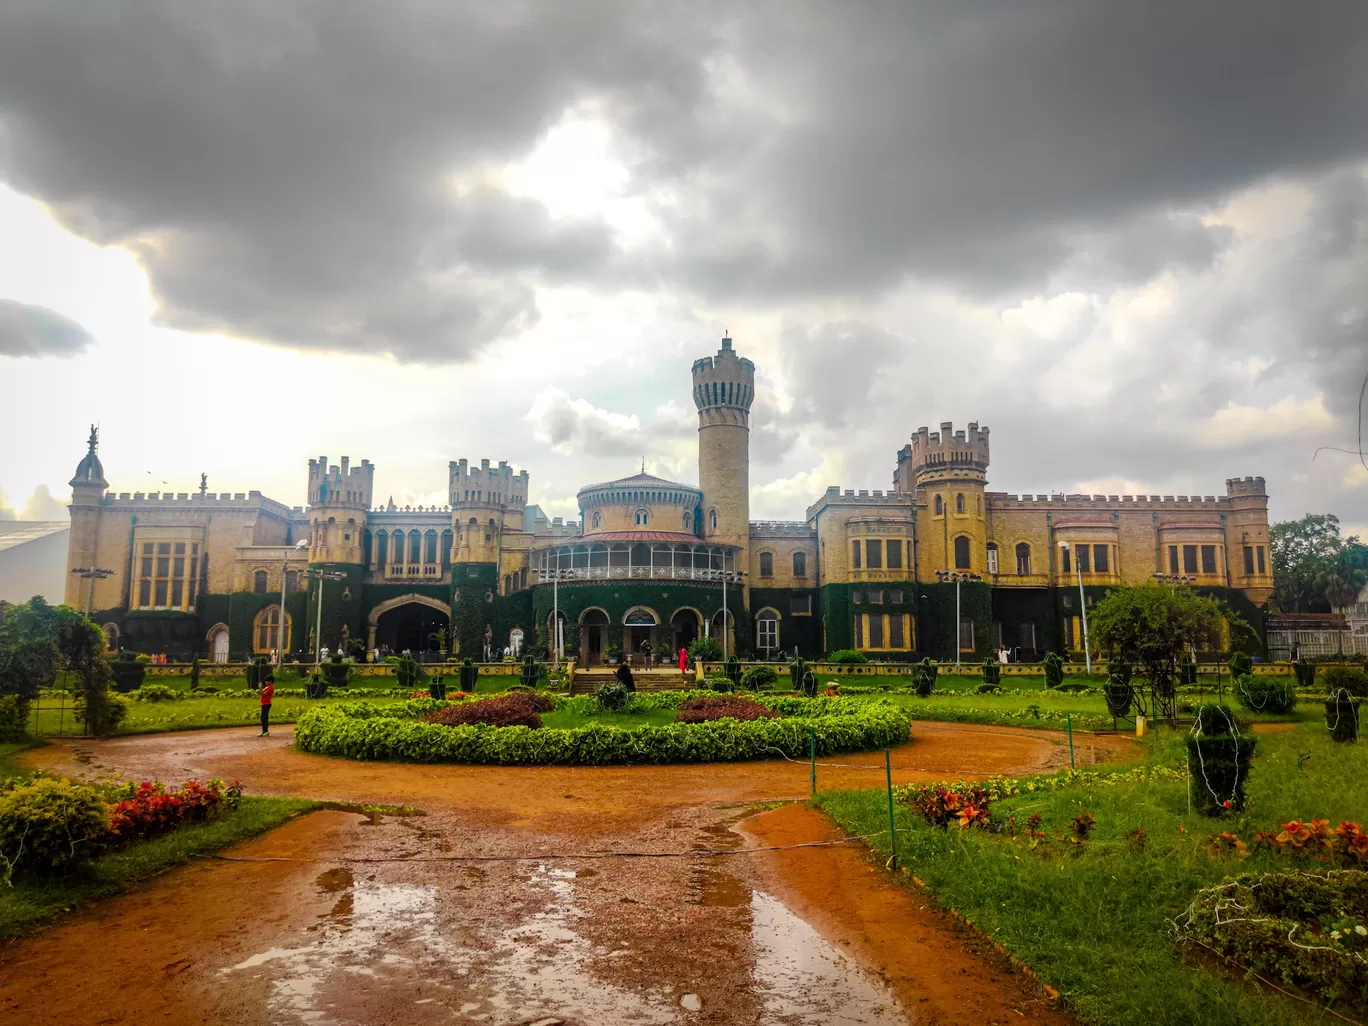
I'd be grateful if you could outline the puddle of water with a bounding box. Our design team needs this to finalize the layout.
[750,889,905,1025]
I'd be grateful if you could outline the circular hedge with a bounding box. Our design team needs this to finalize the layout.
[292,691,911,766]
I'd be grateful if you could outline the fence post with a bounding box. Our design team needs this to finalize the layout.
[808,727,817,797]
[1067,714,1075,769]
[884,748,898,871]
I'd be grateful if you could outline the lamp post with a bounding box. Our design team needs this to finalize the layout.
[552,550,561,668]
[935,569,983,671]
[301,566,345,665]
[70,567,114,617]
[1060,542,1092,674]
[276,540,309,667]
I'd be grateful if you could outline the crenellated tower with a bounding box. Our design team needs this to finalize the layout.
[693,336,754,578]
[899,422,991,574]
[65,426,111,609]
[1225,476,1274,605]
[306,456,373,565]
[449,458,526,566]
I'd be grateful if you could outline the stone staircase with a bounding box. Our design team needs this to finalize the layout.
[569,669,696,695]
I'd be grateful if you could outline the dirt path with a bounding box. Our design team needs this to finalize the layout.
[1,723,1135,1025]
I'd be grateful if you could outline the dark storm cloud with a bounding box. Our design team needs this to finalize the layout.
[0,299,93,357]
[1,0,1367,364]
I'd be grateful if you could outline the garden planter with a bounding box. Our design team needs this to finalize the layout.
[1326,690,1361,742]
[1180,661,1198,685]
[981,661,1001,685]
[1104,680,1133,717]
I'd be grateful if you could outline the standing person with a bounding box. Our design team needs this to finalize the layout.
[615,659,636,693]
[258,670,275,737]
[1290,641,1300,664]
[678,645,689,677]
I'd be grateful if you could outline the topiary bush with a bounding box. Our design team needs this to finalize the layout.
[189,656,201,691]
[705,675,734,693]
[305,672,329,700]
[788,655,817,697]
[518,654,540,689]
[1186,703,1256,815]
[913,658,938,698]
[594,681,631,713]
[675,696,781,723]
[1228,651,1251,677]
[1042,652,1064,689]
[0,695,30,742]
[1234,674,1297,715]
[244,656,269,690]
[828,649,868,665]
[724,656,743,689]
[981,657,1000,685]
[419,692,550,729]
[322,654,350,689]
[1293,659,1318,690]
[1323,666,1368,697]
[1326,689,1361,743]
[741,665,778,691]
[0,778,109,882]
[459,658,479,693]
[129,683,180,702]
[109,650,146,693]
[1104,660,1133,717]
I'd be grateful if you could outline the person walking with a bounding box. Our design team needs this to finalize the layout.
[258,670,275,736]
[678,645,689,678]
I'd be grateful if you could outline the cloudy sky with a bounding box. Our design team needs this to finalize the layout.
[1,1,1365,536]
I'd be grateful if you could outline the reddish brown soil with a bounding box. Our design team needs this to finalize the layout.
[0,722,1133,1024]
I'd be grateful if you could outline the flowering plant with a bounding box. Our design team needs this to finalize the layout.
[107,778,242,842]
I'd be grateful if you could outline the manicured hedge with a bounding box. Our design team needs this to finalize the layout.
[292,694,911,766]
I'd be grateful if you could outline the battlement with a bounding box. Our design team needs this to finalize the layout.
[1225,476,1268,499]
[103,491,294,516]
[532,515,583,539]
[985,492,1228,510]
[805,487,915,519]
[449,458,528,508]
[307,456,374,509]
[691,336,756,412]
[908,421,990,472]
[749,521,815,537]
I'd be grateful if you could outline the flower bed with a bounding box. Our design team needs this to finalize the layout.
[419,692,553,728]
[292,693,911,766]
[675,695,779,723]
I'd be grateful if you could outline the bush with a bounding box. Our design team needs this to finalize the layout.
[322,654,350,689]
[724,656,743,688]
[109,651,146,693]
[458,658,479,693]
[1294,659,1318,689]
[74,689,127,736]
[1234,674,1297,714]
[789,655,816,697]
[419,693,549,729]
[828,649,868,665]
[1326,690,1361,743]
[1323,666,1368,697]
[704,676,734,693]
[106,779,242,843]
[0,778,109,882]
[0,695,30,742]
[1186,704,1256,815]
[688,636,723,663]
[741,665,778,690]
[1228,651,1252,677]
[675,696,780,723]
[981,657,1000,685]
[1042,652,1064,689]
[913,658,938,698]
[594,682,631,713]
[130,683,181,702]
[293,696,912,766]
[518,654,540,689]
[1103,679,1133,717]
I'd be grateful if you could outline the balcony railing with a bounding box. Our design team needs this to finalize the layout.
[542,566,732,583]
[381,564,444,580]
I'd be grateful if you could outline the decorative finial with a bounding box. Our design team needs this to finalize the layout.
[87,424,98,455]
[199,472,208,496]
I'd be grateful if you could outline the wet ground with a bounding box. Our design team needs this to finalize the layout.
[1,722,1133,1025]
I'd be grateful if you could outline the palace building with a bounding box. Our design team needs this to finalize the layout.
[63,337,1275,664]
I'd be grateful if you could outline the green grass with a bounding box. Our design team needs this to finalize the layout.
[541,707,680,729]
[27,694,414,737]
[0,741,41,781]
[817,723,1362,1025]
[0,795,317,938]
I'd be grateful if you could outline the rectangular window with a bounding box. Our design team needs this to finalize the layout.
[156,557,170,577]
[139,580,151,606]
[1200,545,1217,574]
[888,589,903,604]
[990,622,1003,650]
[143,543,153,555]
[157,542,170,555]
[1020,621,1036,650]
[987,546,998,574]
[852,590,863,605]
[154,580,168,606]
[792,552,806,577]
[853,614,864,647]
[1171,546,1181,574]
[173,557,185,578]
[758,616,778,652]
[1183,545,1198,574]
[791,593,811,615]
[1094,545,1109,574]
[1243,546,1255,575]
[889,615,905,649]
[759,552,773,578]
[959,617,974,651]
[141,557,153,577]
[886,540,902,569]
[1061,547,1070,573]
[865,540,882,569]
[174,542,185,555]
[171,580,183,607]
[1077,546,1090,574]
[869,615,884,648]
[868,589,882,604]
[1257,546,1266,574]
[852,541,861,569]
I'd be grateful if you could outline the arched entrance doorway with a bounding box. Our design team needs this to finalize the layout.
[367,595,452,661]
[207,624,229,663]
[624,606,659,667]
[710,609,735,659]
[670,608,700,658]
[580,608,609,666]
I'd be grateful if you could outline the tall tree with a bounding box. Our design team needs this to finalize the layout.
[1270,513,1365,613]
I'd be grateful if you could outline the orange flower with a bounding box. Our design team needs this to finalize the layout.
[1346,833,1368,863]
[1277,820,1312,847]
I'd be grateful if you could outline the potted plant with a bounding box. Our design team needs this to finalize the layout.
[605,642,621,666]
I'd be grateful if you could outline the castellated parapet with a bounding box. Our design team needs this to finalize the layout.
[449,458,528,509]
[895,422,991,491]
[692,336,756,424]
[1226,476,1267,498]
[307,457,374,509]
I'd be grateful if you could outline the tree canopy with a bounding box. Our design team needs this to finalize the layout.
[1270,513,1368,613]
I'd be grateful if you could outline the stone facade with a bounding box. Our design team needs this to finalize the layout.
[63,338,1274,663]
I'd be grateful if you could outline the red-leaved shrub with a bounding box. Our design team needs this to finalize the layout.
[107,779,243,843]
[419,692,550,728]
[674,696,780,723]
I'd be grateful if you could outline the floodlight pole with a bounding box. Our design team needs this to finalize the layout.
[277,540,309,667]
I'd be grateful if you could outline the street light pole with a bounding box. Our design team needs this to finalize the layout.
[1060,542,1091,674]
[277,540,309,667]
[71,567,115,617]
[302,566,345,665]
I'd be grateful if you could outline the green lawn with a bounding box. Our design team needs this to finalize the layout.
[817,723,1361,1025]
[0,795,317,937]
[27,693,415,737]
[541,706,679,729]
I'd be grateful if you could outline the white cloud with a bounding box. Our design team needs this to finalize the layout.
[525,387,642,457]
[1202,395,1337,447]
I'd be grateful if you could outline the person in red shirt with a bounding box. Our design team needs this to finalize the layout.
[258,671,275,737]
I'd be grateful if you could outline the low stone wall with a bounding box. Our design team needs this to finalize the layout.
[141,661,528,678]
[698,660,1298,678]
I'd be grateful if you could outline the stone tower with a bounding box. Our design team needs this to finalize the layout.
[1225,476,1274,606]
[449,458,526,566]
[900,422,991,575]
[65,425,110,608]
[306,456,374,566]
[692,336,754,577]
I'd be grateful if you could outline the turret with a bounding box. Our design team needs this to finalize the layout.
[449,458,523,566]
[692,336,754,572]
[65,426,110,608]
[306,456,372,565]
[900,422,991,574]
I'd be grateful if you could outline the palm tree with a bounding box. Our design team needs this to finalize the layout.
[1324,553,1368,610]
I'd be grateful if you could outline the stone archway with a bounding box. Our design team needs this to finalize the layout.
[367,593,451,657]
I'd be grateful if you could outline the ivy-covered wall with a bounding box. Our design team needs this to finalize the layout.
[991,588,1058,657]
[451,563,535,659]
[306,562,366,657]
[914,581,993,661]
[818,584,854,653]
[749,587,822,658]
[228,590,310,660]
[530,580,751,657]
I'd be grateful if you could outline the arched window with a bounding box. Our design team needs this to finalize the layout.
[682,510,691,531]
[592,511,602,528]
[424,529,438,563]
[253,570,268,594]
[956,493,965,514]
[756,609,779,656]
[101,623,120,653]
[635,508,649,526]
[361,529,372,566]
[709,508,718,533]
[376,529,388,571]
[954,535,971,569]
[285,570,299,593]
[408,529,421,564]
[1015,542,1032,575]
[986,543,998,575]
[759,551,774,578]
[440,529,453,571]
[793,551,807,577]
[934,495,943,516]
[254,606,290,653]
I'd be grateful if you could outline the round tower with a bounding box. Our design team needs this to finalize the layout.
[909,422,991,575]
[65,425,110,608]
[692,336,754,574]
[306,456,373,565]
